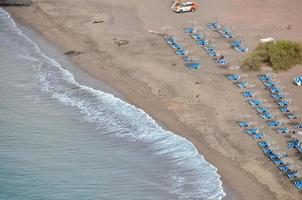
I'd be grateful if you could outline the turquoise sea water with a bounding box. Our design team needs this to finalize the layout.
[0,8,225,200]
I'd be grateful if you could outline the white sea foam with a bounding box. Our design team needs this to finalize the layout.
[0,8,226,199]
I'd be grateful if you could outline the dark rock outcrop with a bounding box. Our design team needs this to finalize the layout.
[0,0,32,6]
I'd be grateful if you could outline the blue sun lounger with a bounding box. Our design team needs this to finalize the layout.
[261,113,274,119]
[204,46,216,52]
[187,63,201,70]
[287,113,299,120]
[239,121,250,127]
[267,120,281,127]
[184,27,197,34]
[272,93,285,100]
[249,99,263,107]
[226,74,240,81]
[287,172,298,179]
[192,33,202,40]
[242,91,254,98]
[256,107,269,114]
[278,165,290,172]
[259,75,272,82]
[231,40,241,48]
[237,82,249,88]
[183,56,192,63]
[294,123,302,129]
[276,127,289,134]
[252,133,265,140]
[176,49,188,56]
[258,141,270,148]
[235,47,249,53]
[197,39,209,46]
[294,180,302,190]
[216,58,228,65]
[287,140,300,149]
[170,42,183,50]
[208,22,221,30]
[165,36,177,44]
[294,76,302,86]
[209,51,220,57]
[262,148,273,155]
[273,158,285,166]
[270,87,282,94]
[280,107,290,113]
[264,81,278,88]
[246,128,259,135]
[277,100,289,107]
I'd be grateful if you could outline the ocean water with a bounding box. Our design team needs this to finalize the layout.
[0,8,225,200]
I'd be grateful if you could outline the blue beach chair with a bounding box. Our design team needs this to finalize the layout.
[256,107,269,114]
[242,91,254,98]
[287,113,299,120]
[287,140,300,149]
[249,99,263,107]
[287,172,298,179]
[187,63,201,70]
[208,22,221,30]
[258,141,270,148]
[260,113,274,119]
[278,165,290,172]
[183,56,192,63]
[276,127,289,134]
[239,121,250,127]
[204,46,216,52]
[267,120,281,127]
[270,87,282,94]
[237,82,249,88]
[208,51,220,57]
[277,100,289,107]
[231,40,241,48]
[252,133,265,140]
[184,27,197,34]
[294,76,302,86]
[294,180,302,190]
[176,49,188,56]
[197,39,209,46]
[226,74,240,81]
[273,158,285,166]
[192,33,202,40]
[246,128,259,135]
[235,47,249,53]
[216,58,228,65]
[259,75,272,82]
[272,93,285,100]
[264,81,278,88]
[280,107,290,113]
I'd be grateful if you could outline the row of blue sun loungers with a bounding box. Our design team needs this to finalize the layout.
[208,22,248,53]
[185,26,229,65]
[240,121,301,189]
[164,35,201,70]
[258,140,302,189]
[233,72,302,190]
[294,76,302,86]
[260,74,301,121]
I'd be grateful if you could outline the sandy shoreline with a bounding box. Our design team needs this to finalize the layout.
[5,0,302,199]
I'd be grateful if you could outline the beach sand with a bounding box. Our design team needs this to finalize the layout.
[6,0,302,199]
